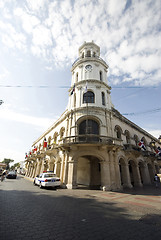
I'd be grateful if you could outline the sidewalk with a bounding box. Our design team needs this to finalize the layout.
[23,174,161,218]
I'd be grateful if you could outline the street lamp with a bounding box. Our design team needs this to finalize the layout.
[158,135,161,143]
[150,140,155,147]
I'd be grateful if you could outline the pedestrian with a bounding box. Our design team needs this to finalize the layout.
[154,174,160,188]
[1,171,6,182]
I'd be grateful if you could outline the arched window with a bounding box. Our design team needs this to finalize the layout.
[83,91,95,103]
[39,143,41,151]
[141,137,147,147]
[115,125,122,139]
[125,130,130,144]
[76,72,78,82]
[134,134,139,146]
[82,52,84,58]
[102,92,105,105]
[53,132,58,144]
[59,127,65,138]
[100,71,103,81]
[48,136,51,145]
[48,136,52,149]
[87,50,91,57]
[74,93,76,107]
[79,119,99,142]
[93,52,96,57]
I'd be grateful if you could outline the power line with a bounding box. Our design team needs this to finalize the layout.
[0,85,69,88]
[0,85,158,89]
[122,107,161,116]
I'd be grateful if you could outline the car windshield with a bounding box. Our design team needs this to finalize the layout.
[44,174,55,178]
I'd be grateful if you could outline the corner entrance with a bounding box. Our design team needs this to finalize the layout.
[77,155,101,189]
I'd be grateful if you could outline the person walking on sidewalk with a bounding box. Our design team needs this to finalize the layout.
[154,174,160,188]
[1,171,6,182]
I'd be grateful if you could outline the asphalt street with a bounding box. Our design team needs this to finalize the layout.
[0,175,161,240]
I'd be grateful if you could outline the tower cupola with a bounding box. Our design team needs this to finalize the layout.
[78,41,100,58]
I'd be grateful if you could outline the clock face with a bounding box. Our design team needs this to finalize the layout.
[85,64,92,71]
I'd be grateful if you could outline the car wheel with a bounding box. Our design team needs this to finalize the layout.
[33,180,36,185]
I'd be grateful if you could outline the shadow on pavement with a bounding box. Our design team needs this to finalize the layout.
[119,185,161,196]
[0,178,161,240]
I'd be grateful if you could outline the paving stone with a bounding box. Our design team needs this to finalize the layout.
[1,176,161,240]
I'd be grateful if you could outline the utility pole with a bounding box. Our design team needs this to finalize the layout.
[0,100,4,105]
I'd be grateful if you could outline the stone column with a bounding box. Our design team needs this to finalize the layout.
[66,157,77,189]
[60,155,65,181]
[32,162,37,178]
[100,160,111,191]
[109,151,117,190]
[40,159,46,173]
[35,159,42,176]
[29,164,33,178]
[54,160,61,177]
[25,162,30,176]
[48,157,54,171]
[63,154,69,184]
[133,164,143,187]
[114,157,122,190]
[122,163,133,188]
[142,163,151,185]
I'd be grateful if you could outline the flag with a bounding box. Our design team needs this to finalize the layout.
[71,84,75,95]
[34,146,37,153]
[43,138,47,148]
[155,147,161,156]
[138,138,146,150]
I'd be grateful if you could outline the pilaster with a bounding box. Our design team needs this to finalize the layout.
[66,157,77,189]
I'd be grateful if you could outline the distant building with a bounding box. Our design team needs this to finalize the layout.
[0,162,7,172]
[25,41,161,191]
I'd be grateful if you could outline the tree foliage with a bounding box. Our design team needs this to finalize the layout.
[2,158,14,170]
[11,162,20,170]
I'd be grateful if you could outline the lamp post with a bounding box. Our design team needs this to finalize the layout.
[151,140,155,147]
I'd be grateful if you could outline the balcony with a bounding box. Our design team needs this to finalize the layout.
[72,56,107,67]
[124,143,157,158]
[59,134,123,147]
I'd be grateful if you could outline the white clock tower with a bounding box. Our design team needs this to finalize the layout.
[68,41,113,111]
[67,41,113,139]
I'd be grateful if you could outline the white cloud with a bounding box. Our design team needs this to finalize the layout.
[0,107,56,130]
[147,130,161,139]
[0,0,160,86]
[14,8,40,34]
[0,66,10,83]
[26,0,46,12]
[0,148,24,163]
[32,25,52,46]
[106,0,126,17]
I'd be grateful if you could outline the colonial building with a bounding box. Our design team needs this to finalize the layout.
[25,41,161,191]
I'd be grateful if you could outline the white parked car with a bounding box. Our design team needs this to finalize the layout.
[33,171,61,189]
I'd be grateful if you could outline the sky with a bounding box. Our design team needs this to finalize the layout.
[0,0,161,164]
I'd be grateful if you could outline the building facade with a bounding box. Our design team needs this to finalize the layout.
[25,41,161,191]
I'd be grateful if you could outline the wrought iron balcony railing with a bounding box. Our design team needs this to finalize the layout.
[59,135,123,146]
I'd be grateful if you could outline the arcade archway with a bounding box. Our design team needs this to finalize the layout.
[77,155,101,189]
